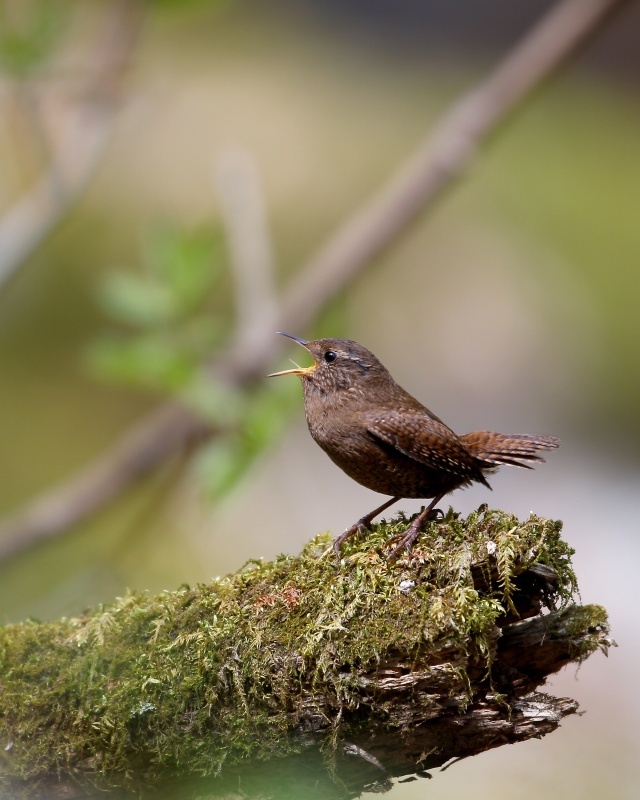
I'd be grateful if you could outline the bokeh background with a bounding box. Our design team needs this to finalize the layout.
[1,1,639,798]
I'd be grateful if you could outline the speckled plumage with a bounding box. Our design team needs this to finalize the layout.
[269,335,559,558]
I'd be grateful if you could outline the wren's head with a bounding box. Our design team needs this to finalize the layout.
[268,332,395,399]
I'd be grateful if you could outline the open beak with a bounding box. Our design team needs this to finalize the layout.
[267,332,317,378]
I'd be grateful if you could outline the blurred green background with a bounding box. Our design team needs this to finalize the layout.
[1,1,639,798]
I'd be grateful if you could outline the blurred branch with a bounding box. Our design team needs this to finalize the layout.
[0,404,211,561]
[0,0,628,562]
[214,148,279,369]
[281,0,629,329]
[0,0,147,291]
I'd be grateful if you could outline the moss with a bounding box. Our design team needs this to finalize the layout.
[0,507,586,793]
[558,603,611,661]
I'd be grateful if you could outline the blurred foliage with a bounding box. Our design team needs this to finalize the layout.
[87,225,228,396]
[0,0,67,76]
[153,0,229,10]
[194,379,296,498]
[86,223,297,499]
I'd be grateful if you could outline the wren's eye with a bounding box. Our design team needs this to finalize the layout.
[323,350,337,364]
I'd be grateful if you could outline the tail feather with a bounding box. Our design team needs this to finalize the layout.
[460,431,560,470]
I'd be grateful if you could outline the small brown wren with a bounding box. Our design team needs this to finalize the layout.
[269,333,559,560]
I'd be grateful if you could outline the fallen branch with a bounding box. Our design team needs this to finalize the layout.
[0,509,613,799]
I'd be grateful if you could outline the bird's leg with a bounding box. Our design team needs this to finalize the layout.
[333,496,400,558]
[385,494,445,562]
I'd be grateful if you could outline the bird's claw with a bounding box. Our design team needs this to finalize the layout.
[384,505,442,562]
[332,519,370,559]
[385,525,421,562]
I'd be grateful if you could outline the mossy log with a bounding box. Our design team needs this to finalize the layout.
[0,507,612,799]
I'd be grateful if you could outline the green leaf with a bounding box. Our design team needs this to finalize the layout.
[0,2,66,76]
[194,382,298,499]
[174,316,226,359]
[86,336,197,392]
[97,272,179,328]
[177,373,245,427]
[242,382,297,452]
[193,438,246,499]
[144,226,224,314]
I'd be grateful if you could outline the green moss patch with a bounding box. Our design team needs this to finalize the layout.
[0,507,600,795]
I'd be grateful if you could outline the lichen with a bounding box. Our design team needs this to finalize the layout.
[0,507,587,794]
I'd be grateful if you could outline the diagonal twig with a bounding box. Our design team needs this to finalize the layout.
[0,0,628,562]
[0,404,210,561]
[0,0,147,290]
[214,148,279,370]
[279,0,629,332]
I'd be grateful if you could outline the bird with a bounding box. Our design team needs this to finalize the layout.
[268,333,560,560]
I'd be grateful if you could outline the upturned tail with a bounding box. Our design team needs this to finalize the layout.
[460,431,560,469]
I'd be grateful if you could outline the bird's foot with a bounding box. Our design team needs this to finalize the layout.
[332,498,401,560]
[384,506,443,562]
[384,524,422,562]
[333,518,371,559]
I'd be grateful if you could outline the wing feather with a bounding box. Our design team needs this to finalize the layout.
[365,410,487,485]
